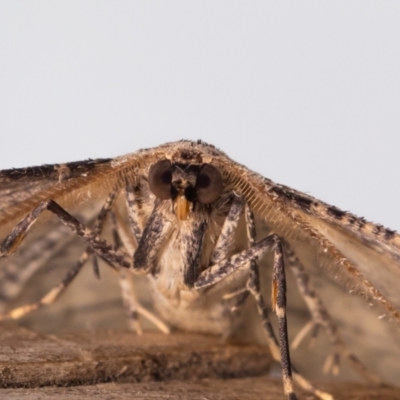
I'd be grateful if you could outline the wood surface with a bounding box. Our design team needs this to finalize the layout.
[0,324,399,399]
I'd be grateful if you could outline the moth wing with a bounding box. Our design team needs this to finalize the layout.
[1,142,399,384]
[0,158,119,233]
[219,157,400,318]
[0,151,160,332]
[0,158,126,327]
[221,161,400,384]
[275,183,400,312]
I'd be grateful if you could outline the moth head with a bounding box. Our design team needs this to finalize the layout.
[148,159,223,220]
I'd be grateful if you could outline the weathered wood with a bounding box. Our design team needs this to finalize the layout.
[0,324,271,387]
[1,325,400,399]
[1,378,400,400]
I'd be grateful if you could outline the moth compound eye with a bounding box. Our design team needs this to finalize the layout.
[148,160,173,200]
[195,164,223,204]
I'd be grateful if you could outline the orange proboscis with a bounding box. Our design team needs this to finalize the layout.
[176,194,190,221]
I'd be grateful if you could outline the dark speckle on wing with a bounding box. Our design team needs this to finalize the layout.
[0,158,112,183]
[326,206,346,220]
[269,185,314,212]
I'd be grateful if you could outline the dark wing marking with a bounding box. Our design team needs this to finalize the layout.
[0,158,117,231]
[268,183,400,259]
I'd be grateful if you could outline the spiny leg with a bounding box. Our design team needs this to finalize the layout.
[0,190,120,321]
[105,208,140,333]
[211,194,251,310]
[0,189,170,329]
[244,203,295,399]
[114,187,170,334]
[271,247,294,397]
[125,184,143,245]
[244,205,332,400]
[210,193,244,265]
[284,242,381,384]
[111,207,163,335]
[133,199,173,273]
[195,200,332,400]
[245,204,333,400]
[195,234,277,288]
[192,193,249,315]
[0,199,132,270]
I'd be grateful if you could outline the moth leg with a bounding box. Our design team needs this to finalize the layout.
[101,208,140,335]
[222,288,250,312]
[116,262,170,335]
[118,268,141,333]
[195,206,333,400]
[245,204,334,400]
[0,199,132,269]
[210,193,244,265]
[125,183,143,245]
[118,266,171,335]
[285,243,381,384]
[0,190,120,321]
[239,204,292,399]
[195,234,277,288]
[132,199,174,273]
[109,204,170,335]
[210,193,251,311]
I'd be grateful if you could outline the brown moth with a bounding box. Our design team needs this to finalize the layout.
[0,140,399,399]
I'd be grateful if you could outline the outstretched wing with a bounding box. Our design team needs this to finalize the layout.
[217,156,400,318]
[0,146,166,330]
[0,159,120,319]
[215,157,400,383]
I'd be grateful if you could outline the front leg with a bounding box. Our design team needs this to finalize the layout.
[195,232,298,398]
[195,234,277,288]
[0,199,132,269]
[194,196,296,397]
[133,199,173,272]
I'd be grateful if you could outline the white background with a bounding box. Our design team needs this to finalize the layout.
[1,2,399,229]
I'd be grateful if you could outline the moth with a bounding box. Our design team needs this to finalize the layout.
[0,140,399,399]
